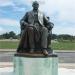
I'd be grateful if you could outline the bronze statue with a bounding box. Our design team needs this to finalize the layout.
[17,1,54,56]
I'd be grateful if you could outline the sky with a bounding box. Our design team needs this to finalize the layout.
[0,0,75,35]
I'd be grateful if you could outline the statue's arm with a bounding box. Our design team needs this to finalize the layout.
[43,15,54,30]
[43,15,49,26]
[49,22,54,30]
[20,12,28,30]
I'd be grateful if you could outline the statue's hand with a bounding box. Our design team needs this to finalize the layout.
[24,22,28,26]
[29,24,33,26]
[28,24,35,28]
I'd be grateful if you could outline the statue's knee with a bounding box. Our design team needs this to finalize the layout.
[28,27,34,31]
[42,27,48,32]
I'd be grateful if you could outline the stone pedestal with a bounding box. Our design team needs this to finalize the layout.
[14,53,58,75]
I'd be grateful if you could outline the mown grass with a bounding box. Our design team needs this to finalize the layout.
[51,41,75,50]
[0,40,75,50]
[0,40,19,49]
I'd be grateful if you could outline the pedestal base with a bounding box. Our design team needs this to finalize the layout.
[14,53,58,75]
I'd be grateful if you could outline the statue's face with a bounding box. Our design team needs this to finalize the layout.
[32,3,39,10]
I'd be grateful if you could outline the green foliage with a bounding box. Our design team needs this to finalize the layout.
[52,34,58,40]
[0,31,20,39]
[58,34,74,40]
[52,34,75,42]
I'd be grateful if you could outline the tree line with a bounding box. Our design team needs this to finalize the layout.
[0,31,20,39]
[0,31,75,41]
[52,34,75,42]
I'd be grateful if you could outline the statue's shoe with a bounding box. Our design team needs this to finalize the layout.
[42,50,49,56]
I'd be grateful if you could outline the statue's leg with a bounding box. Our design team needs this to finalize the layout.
[34,28,41,51]
[27,27,35,52]
[41,27,48,49]
[17,29,27,53]
[48,30,52,47]
[40,27,49,55]
[47,30,53,53]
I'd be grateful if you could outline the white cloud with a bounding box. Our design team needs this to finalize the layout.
[17,0,75,23]
[14,0,57,15]
[57,0,75,23]
[0,0,75,35]
[53,25,75,36]
[0,27,7,34]
[12,6,26,12]
[13,0,32,7]
[0,0,14,7]
[39,0,57,16]
[1,0,75,23]
[0,18,19,27]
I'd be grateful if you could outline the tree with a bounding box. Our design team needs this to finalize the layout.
[52,34,58,40]
[2,33,9,39]
[58,34,74,42]
[0,31,17,39]
[9,31,16,39]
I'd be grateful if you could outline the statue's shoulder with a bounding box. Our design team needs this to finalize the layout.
[26,10,33,15]
[26,10,43,14]
[27,10,32,13]
[24,10,32,15]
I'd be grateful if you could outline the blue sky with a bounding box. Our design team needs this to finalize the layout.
[0,0,75,35]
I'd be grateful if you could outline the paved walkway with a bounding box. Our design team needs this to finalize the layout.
[0,62,75,69]
[0,62,13,68]
[0,50,75,63]
[0,49,75,52]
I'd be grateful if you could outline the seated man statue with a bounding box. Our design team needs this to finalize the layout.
[17,1,54,56]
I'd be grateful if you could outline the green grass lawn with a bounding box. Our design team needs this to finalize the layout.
[0,40,19,49]
[51,41,75,50]
[0,40,75,50]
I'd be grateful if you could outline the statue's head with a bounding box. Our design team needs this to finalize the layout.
[32,1,39,10]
